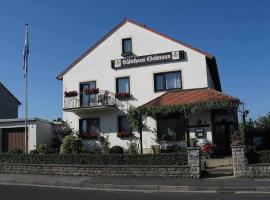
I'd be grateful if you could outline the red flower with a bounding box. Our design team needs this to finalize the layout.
[117,131,133,138]
[84,88,99,94]
[115,92,130,98]
[64,91,78,97]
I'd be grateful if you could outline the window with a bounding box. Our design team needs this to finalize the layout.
[157,116,185,141]
[79,81,96,107]
[154,71,182,92]
[118,116,132,133]
[116,77,130,94]
[79,118,100,134]
[122,38,132,56]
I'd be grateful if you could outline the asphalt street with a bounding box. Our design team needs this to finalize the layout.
[0,185,269,200]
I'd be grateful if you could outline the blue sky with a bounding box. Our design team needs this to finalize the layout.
[0,0,269,120]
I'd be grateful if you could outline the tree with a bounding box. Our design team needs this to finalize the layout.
[51,119,75,152]
[127,107,146,155]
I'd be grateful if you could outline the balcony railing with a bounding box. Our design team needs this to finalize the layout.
[63,90,128,110]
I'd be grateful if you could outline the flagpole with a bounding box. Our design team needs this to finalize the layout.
[24,24,29,154]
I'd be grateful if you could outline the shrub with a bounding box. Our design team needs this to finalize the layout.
[8,148,24,154]
[36,144,49,154]
[126,137,139,155]
[109,146,124,154]
[0,152,187,165]
[60,135,82,154]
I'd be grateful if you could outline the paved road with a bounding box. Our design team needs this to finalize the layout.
[0,185,269,200]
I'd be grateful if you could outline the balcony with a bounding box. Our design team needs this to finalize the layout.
[63,89,128,113]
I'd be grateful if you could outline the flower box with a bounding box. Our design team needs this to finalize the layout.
[115,92,131,99]
[117,131,133,138]
[79,132,99,139]
[84,88,99,94]
[201,144,215,158]
[64,91,78,97]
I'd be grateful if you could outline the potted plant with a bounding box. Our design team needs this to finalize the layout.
[80,131,99,139]
[117,131,133,138]
[190,138,198,147]
[201,144,215,158]
[115,92,131,99]
[84,88,99,94]
[64,91,78,97]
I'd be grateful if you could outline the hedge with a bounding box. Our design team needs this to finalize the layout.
[247,150,270,164]
[0,153,187,166]
[258,150,270,163]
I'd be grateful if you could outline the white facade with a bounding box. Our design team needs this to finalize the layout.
[58,19,223,153]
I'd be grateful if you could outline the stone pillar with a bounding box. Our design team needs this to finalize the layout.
[187,147,201,178]
[232,145,247,178]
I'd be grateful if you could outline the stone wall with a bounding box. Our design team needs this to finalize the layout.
[0,148,201,179]
[232,145,270,178]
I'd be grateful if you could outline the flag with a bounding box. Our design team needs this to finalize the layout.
[23,24,29,77]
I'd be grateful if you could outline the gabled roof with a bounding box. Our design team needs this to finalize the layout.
[141,88,239,108]
[56,18,214,80]
[0,82,21,105]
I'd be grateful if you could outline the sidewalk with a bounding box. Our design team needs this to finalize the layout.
[0,173,270,193]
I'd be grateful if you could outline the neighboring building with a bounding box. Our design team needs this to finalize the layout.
[0,118,53,153]
[57,19,239,154]
[0,82,21,119]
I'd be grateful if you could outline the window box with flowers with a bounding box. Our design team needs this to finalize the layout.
[64,91,78,97]
[115,92,131,99]
[117,131,134,138]
[84,88,99,94]
[79,132,99,139]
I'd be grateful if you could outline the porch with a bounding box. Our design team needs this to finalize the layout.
[140,88,240,155]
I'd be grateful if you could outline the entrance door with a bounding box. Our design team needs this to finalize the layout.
[213,122,234,155]
[2,128,28,153]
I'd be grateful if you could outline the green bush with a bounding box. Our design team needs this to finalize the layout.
[60,135,82,154]
[109,146,124,154]
[247,150,270,164]
[8,148,24,154]
[36,144,49,154]
[0,152,187,166]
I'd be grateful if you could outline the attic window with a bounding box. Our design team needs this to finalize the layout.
[122,38,132,56]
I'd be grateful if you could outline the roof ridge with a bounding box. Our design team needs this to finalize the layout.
[0,82,21,105]
[56,18,214,80]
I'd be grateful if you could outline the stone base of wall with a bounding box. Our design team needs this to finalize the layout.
[232,146,270,178]
[0,163,199,178]
[234,163,270,178]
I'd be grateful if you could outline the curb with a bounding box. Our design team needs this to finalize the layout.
[0,181,270,193]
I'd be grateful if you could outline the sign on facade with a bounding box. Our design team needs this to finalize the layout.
[111,50,185,69]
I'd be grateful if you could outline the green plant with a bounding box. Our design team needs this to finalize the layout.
[51,120,75,152]
[109,146,124,154]
[8,148,23,154]
[99,134,110,154]
[126,136,139,155]
[60,135,82,154]
[36,144,48,154]
[190,138,198,147]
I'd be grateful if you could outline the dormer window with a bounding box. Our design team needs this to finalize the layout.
[122,38,132,56]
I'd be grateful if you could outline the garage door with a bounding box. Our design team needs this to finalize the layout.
[2,128,28,153]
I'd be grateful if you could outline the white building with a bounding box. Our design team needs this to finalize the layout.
[0,118,53,153]
[57,19,239,154]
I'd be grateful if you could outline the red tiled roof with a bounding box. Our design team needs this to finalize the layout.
[56,18,214,80]
[141,88,239,108]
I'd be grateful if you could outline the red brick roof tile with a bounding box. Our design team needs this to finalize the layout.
[141,88,239,108]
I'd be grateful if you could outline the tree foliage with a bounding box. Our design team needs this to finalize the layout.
[60,135,82,154]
